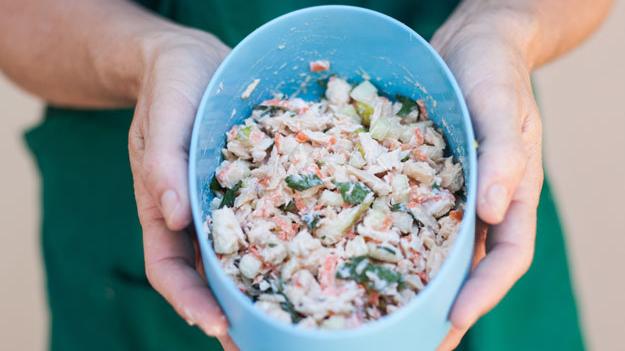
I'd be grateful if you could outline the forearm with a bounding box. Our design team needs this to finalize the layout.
[440,0,613,69]
[0,0,219,108]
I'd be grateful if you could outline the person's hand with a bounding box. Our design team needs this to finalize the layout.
[431,6,544,350]
[128,28,239,351]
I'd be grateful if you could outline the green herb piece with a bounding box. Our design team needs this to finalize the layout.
[256,105,287,115]
[210,176,224,193]
[396,95,418,117]
[245,283,263,299]
[302,213,320,230]
[273,279,304,323]
[279,294,304,323]
[431,182,440,190]
[354,101,374,127]
[335,182,372,205]
[336,256,402,291]
[279,200,298,214]
[380,246,397,255]
[285,174,323,191]
[219,181,242,208]
[390,203,407,212]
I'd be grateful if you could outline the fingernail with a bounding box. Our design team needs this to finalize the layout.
[183,307,196,326]
[486,183,508,218]
[201,322,225,336]
[160,190,179,225]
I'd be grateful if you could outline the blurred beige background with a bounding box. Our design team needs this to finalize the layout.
[1,3,624,350]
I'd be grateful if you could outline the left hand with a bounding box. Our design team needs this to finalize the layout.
[431,5,544,350]
[127,28,239,351]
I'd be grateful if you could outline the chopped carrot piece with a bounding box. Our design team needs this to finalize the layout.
[295,131,309,143]
[294,195,307,211]
[259,177,270,187]
[418,271,429,283]
[414,128,425,145]
[319,255,338,289]
[274,133,281,153]
[368,291,380,306]
[309,60,330,72]
[449,209,464,221]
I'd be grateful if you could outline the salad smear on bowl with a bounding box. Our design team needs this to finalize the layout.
[206,77,465,329]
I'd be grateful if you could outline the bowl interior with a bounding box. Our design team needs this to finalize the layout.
[189,4,477,346]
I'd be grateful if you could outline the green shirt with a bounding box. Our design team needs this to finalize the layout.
[24,1,584,350]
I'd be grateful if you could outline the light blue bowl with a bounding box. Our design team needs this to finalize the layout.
[189,5,477,351]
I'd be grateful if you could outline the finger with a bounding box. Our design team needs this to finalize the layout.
[217,334,240,351]
[466,81,528,224]
[448,125,542,332]
[449,196,537,331]
[140,68,210,231]
[134,175,228,337]
[435,221,487,351]
[435,223,490,351]
[143,216,228,336]
[436,325,468,351]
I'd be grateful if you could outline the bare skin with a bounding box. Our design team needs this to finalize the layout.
[431,1,612,348]
[0,0,612,350]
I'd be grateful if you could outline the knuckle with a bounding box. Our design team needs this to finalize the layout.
[144,262,159,289]
[521,114,543,145]
[128,118,146,163]
[518,247,535,276]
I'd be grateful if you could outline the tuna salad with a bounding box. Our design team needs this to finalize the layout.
[206,77,465,329]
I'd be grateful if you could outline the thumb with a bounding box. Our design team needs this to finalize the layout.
[467,83,528,224]
[141,83,200,231]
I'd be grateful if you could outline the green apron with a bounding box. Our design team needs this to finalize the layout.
[24,1,584,350]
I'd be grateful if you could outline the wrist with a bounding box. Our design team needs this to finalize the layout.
[137,27,229,94]
[91,23,228,105]
[87,25,162,105]
[434,1,541,69]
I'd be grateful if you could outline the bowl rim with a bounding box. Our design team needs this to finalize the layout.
[188,4,478,339]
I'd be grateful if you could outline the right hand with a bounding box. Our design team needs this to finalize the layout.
[431,6,544,349]
[127,28,239,351]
